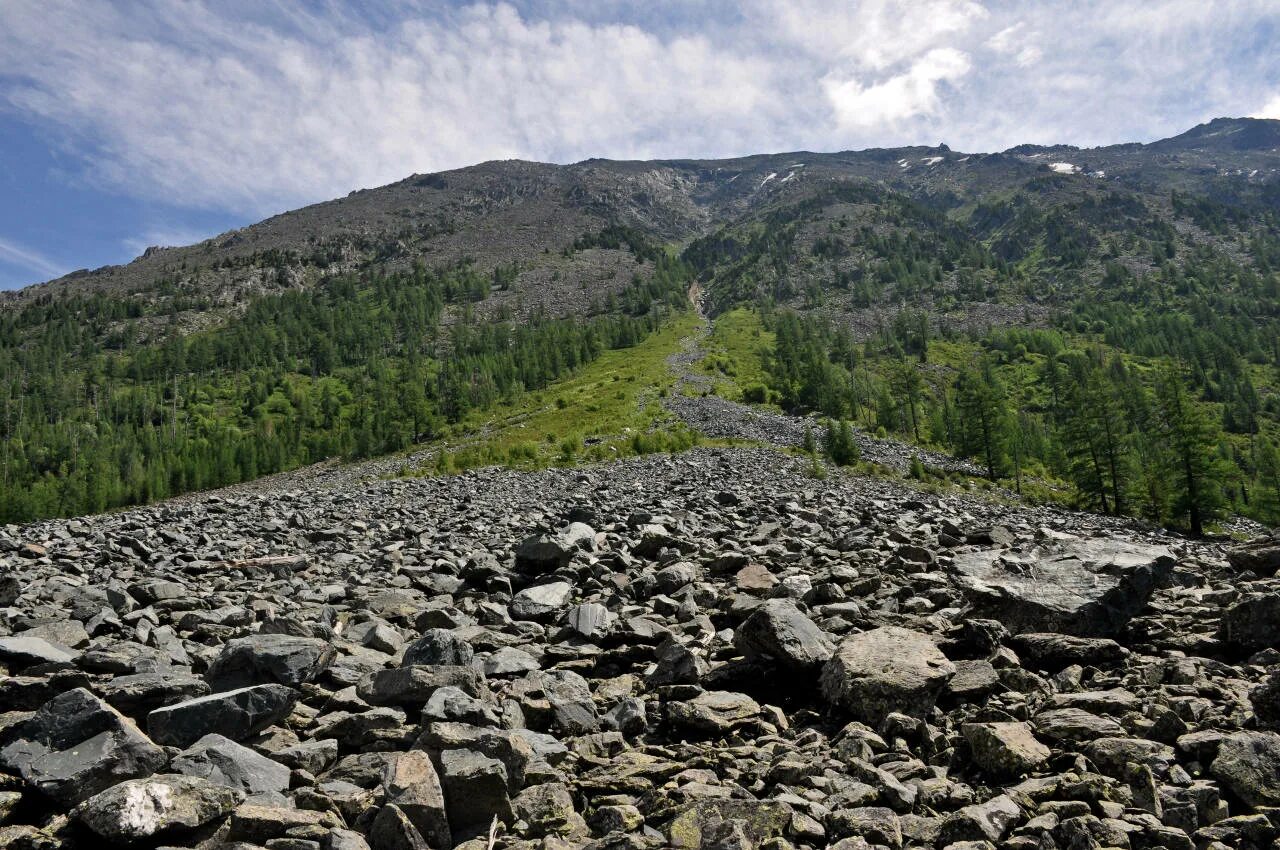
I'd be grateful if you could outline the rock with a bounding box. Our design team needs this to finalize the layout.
[939,794,1022,843]
[437,748,513,835]
[0,688,167,806]
[951,539,1174,636]
[368,803,431,850]
[0,637,77,667]
[829,806,901,848]
[170,733,291,800]
[512,782,576,836]
[1211,731,1280,808]
[401,629,475,667]
[734,599,835,669]
[1010,632,1127,668]
[1226,535,1280,575]
[358,665,486,706]
[667,691,762,736]
[510,581,574,621]
[97,670,211,715]
[1220,594,1280,651]
[515,524,593,573]
[566,603,613,640]
[821,627,955,724]
[963,722,1050,777]
[204,634,334,689]
[382,750,451,848]
[73,774,242,842]
[666,799,792,849]
[148,685,298,748]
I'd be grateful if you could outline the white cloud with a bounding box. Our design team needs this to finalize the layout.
[1255,94,1280,119]
[0,0,1277,219]
[0,236,66,278]
[824,47,972,130]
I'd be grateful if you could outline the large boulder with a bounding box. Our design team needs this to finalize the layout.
[148,685,298,748]
[734,599,835,669]
[73,774,242,842]
[514,524,594,573]
[950,539,1174,636]
[170,734,291,802]
[0,688,167,806]
[1211,731,1280,808]
[1220,594,1280,652]
[820,627,955,724]
[963,721,1051,777]
[204,634,334,689]
[1227,535,1280,576]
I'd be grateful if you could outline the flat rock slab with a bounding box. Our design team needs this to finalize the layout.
[951,539,1174,636]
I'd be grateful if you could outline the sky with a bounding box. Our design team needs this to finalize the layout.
[1,1,1278,290]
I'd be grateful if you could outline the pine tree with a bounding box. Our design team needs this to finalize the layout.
[1151,364,1229,536]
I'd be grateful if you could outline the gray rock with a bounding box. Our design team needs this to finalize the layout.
[401,629,474,667]
[1227,535,1280,575]
[1211,731,1280,808]
[963,722,1051,777]
[170,733,291,800]
[148,684,298,748]
[0,687,167,806]
[951,539,1174,636]
[566,602,614,640]
[73,774,243,842]
[734,598,835,669]
[1220,594,1280,652]
[204,633,334,689]
[821,627,955,724]
[510,581,574,621]
[382,750,451,848]
[357,665,486,706]
[515,524,593,573]
[0,636,77,667]
[437,748,513,835]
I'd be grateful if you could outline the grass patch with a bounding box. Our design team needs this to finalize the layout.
[412,311,707,474]
[698,306,776,402]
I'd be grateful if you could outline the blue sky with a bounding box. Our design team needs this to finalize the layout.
[1,0,1278,290]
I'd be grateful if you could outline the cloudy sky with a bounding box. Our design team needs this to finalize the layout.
[1,0,1277,289]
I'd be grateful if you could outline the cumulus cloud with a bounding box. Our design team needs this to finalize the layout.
[1256,95,1280,119]
[824,48,972,130]
[0,0,1276,219]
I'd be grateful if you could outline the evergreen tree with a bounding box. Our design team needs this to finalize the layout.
[1151,364,1229,536]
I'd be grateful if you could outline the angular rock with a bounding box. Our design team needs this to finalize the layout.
[0,688,167,806]
[73,774,242,842]
[510,581,574,622]
[382,750,451,848]
[1211,731,1280,808]
[204,634,334,689]
[667,691,761,736]
[1220,594,1280,652]
[821,627,955,724]
[963,722,1051,777]
[170,733,291,800]
[437,748,513,835]
[734,598,835,669]
[951,540,1174,636]
[401,629,474,667]
[1227,535,1280,576]
[357,665,485,706]
[148,684,298,748]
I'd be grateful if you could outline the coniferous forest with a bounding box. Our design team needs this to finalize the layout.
[0,248,690,522]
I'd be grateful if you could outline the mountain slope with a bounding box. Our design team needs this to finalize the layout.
[2,118,1279,523]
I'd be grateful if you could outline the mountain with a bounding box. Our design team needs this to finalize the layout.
[1,118,1279,525]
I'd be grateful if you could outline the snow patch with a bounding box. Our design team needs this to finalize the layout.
[921,156,943,166]
[1049,162,1079,174]
[758,172,777,187]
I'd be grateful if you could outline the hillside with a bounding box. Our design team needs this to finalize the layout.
[1,118,1279,524]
